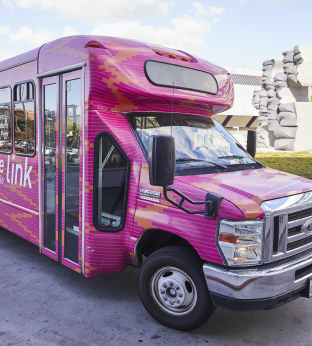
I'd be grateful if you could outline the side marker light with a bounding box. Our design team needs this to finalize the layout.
[219,234,237,244]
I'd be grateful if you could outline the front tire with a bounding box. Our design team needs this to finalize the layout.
[138,246,216,331]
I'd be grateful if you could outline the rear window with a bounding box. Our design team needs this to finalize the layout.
[144,60,218,95]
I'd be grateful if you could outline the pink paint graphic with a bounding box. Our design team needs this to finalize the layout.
[0,35,311,281]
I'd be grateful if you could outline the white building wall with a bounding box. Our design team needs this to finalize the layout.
[213,66,262,146]
[226,67,262,76]
[222,84,260,117]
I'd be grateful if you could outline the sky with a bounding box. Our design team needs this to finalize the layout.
[0,0,311,70]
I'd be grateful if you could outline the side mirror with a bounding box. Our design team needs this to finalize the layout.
[247,130,257,158]
[148,135,175,187]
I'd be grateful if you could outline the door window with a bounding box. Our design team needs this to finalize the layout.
[44,83,57,252]
[94,134,129,231]
[64,78,81,263]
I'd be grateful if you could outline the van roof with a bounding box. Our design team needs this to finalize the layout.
[0,36,234,115]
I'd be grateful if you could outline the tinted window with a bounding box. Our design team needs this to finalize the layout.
[145,60,218,94]
[94,134,129,231]
[14,82,35,156]
[0,86,12,154]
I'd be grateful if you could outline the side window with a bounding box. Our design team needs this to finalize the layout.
[0,86,12,154]
[94,134,129,232]
[14,82,35,156]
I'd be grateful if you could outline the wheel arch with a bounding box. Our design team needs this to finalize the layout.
[134,229,201,267]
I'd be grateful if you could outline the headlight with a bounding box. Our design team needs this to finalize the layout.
[217,219,264,266]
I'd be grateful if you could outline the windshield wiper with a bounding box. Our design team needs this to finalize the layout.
[176,158,227,169]
[218,155,246,159]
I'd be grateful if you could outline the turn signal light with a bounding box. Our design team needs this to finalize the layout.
[182,57,189,62]
[169,54,176,59]
[156,51,164,56]
[219,234,237,244]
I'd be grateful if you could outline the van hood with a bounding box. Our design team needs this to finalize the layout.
[176,167,312,218]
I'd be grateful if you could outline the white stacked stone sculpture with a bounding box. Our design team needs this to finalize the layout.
[252,45,312,151]
[253,59,282,148]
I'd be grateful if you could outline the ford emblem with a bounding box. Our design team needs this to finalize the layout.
[303,220,312,234]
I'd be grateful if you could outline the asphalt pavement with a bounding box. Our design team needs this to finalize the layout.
[0,227,312,346]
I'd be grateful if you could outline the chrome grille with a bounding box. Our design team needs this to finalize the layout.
[287,235,312,251]
[288,226,301,237]
[262,191,312,263]
[288,207,312,222]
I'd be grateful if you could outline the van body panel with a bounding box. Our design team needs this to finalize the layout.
[129,166,244,267]
[177,168,312,219]
[0,47,41,73]
[0,57,39,246]
[83,110,142,277]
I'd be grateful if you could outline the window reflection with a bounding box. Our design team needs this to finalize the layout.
[14,82,35,156]
[65,78,81,263]
[0,86,12,153]
[14,102,35,155]
[97,136,127,229]
[44,83,57,252]
[130,114,254,168]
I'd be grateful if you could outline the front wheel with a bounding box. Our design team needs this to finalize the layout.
[138,246,216,331]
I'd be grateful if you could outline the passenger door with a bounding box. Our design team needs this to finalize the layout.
[41,69,83,272]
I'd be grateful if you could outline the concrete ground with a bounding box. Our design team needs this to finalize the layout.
[1,227,312,346]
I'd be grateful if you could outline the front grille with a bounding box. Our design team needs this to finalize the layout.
[273,216,279,253]
[263,192,312,263]
[288,226,302,237]
[296,263,312,280]
[288,208,312,222]
[287,235,312,251]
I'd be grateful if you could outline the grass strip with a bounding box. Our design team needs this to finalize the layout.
[255,151,312,180]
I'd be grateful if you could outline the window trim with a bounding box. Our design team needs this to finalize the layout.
[144,59,219,95]
[0,84,13,155]
[13,79,36,157]
[93,132,131,233]
[127,112,149,162]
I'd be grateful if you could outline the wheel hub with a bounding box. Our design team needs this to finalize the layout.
[158,278,185,308]
[151,266,198,316]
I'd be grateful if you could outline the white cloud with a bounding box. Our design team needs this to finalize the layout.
[212,18,219,23]
[0,26,9,35]
[91,15,211,54]
[63,26,78,37]
[192,2,225,16]
[1,0,170,24]
[10,26,54,45]
[206,6,226,16]
[238,0,248,3]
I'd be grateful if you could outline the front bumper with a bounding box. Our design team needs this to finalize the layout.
[203,248,312,311]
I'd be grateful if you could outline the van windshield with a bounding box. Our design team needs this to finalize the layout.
[129,113,256,170]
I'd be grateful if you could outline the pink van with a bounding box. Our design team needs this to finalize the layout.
[0,36,312,330]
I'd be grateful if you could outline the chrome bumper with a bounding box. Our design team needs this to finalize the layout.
[203,249,312,301]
